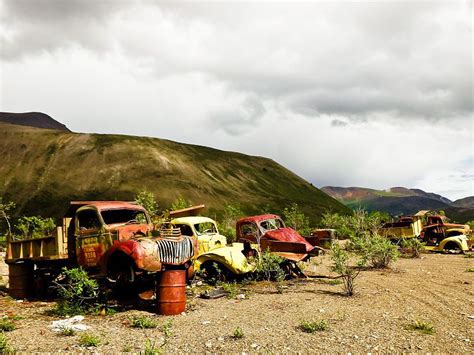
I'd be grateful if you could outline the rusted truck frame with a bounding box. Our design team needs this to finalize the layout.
[380,211,472,253]
[6,201,197,298]
[236,214,319,262]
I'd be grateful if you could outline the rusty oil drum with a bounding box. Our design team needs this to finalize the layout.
[8,262,34,299]
[156,270,186,315]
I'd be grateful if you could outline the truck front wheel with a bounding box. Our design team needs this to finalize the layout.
[107,255,136,297]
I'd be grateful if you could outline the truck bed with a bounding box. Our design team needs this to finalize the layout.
[6,226,68,263]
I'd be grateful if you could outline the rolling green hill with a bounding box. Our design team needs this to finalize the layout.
[0,122,350,224]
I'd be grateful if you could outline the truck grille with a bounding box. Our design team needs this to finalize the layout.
[156,237,194,265]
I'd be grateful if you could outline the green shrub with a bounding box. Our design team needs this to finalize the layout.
[298,320,329,333]
[14,216,56,239]
[0,319,15,332]
[330,243,361,296]
[253,251,285,281]
[217,204,244,243]
[283,203,311,236]
[143,339,162,355]
[162,319,173,339]
[130,316,158,329]
[320,210,390,240]
[401,238,425,258]
[170,197,191,211]
[406,320,435,335]
[59,327,76,336]
[232,326,244,339]
[78,333,101,347]
[52,268,101,316]
[0,332,12,354]
[135,191,159,216]
[353,233,399,268]
[219,282,241,299]
[363,234,399,268]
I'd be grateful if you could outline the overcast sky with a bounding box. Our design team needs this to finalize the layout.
[0,0,472,200]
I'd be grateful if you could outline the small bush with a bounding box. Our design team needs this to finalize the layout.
[78,333,101,347]
[217,204,244,243]
[232,326,244,339]
[406,320,435,335]
[465,268,474,272]
[162,319,173,338]
[401,238,425,258]
[283,203,311,236]
[52,268,101,316]
[143,338,162,355]
[298,320,329,333]
[219,282,241,299]
[0,319,15,332]
[135,190,159,216]
[330,243,361,296]
[130,316,158,329]
[253,251,285,281]
[170,197,191,211]
[355,233,399,268]
[59,327,76,336]
[0,332,12,354]
[14,216,56,239]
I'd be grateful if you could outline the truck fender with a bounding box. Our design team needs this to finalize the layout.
[439,236,468,252]
[102,239,162,274]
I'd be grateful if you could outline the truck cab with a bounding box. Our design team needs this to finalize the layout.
[170,216,227,254]
[236,214,317,262]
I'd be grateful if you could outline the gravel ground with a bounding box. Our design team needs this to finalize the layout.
[0,252,473,353]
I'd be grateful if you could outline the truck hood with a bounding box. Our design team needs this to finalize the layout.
[108,223,152,240]
[264,227,314,253]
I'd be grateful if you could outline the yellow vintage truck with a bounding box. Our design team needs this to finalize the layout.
[381,211,472,253]
[170,215,254,279]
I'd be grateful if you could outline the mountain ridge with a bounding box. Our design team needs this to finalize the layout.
[0,112,71,132]
[322,186,473,222]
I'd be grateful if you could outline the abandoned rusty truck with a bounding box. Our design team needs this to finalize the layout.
[5,201,196,299]
[381,211,472,253]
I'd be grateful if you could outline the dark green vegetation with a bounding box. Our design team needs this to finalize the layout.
[298,320,329,333]
[322,186,474,223]
[406,320,435,335]
[52,268,101,317]
[0,122,349,224]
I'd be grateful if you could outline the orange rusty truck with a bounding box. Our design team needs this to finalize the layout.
[5,201,196,298]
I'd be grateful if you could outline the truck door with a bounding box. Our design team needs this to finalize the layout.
[75,209,105,268]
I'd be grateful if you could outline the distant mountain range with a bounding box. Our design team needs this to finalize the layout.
[0,112,350,223]
[322,186,474,223]
[0,112,71,132]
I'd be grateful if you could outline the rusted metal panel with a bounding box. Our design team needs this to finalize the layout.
[236,214,318,261]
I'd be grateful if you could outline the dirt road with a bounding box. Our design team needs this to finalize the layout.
[1,253,473,353]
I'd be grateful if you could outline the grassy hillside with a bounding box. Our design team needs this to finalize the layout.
[0,122,350,224]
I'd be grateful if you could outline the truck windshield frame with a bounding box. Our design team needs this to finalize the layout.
[100,209,149,226]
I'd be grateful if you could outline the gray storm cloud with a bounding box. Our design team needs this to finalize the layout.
[2,1,471,122]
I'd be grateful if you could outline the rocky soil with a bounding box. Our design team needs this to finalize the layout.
[0,252,473,353]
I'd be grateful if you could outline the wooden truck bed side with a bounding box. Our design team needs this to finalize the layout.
[6,218,70,263]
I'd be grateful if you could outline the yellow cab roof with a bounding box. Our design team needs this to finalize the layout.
[171,216,216,225]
